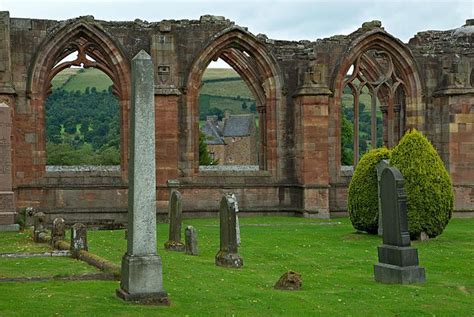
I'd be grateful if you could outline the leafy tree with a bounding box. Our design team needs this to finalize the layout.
[199,132,214,165]
[241,101,248,110]
[341,116,354,165]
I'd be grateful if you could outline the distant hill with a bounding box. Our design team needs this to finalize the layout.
[51,68,113,92]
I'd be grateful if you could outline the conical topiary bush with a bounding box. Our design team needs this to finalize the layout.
[390,129,454,239]
[348,147,391,234]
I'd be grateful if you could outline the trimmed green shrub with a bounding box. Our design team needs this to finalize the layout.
[348,147,391,234]
[391,129,453,239]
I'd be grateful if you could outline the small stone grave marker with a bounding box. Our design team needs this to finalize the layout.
[274,271,302,290]
[164,190,185,251]
[185,225,198,255]
[50,217,65,247]
[70,223,88,256]
[215,193,243,268]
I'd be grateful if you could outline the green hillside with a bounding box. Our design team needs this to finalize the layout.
[51,68,113,92]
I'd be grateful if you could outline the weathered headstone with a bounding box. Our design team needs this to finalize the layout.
[274,271,302,290]
[0,102,18,232]
[33,212,47,242]
[215,193,243,268]
[376,159,390,236]
[185,225,198,255]
[116,50,169,305]
[374,167,425,284]
[164,190,185,251]
[70,223,88,256]
[50,217,65,247]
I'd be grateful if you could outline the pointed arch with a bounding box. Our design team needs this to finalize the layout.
[27,17,131,178]
[183,26,283,175]
[331,29,424,174]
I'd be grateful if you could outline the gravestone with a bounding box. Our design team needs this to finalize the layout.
[376,159,390,236]
[215,193,243,268]
[185,225,198,255]
[374,167,425,284]
[33,212,47,242]
[70,223,88,256]
[116,50,169,305]
[50,217,65,247]
[164,190,185,251]
[274,271,302,290]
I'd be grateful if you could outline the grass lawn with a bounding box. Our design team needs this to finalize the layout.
[0,217,472,316]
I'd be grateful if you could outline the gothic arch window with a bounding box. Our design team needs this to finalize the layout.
[185,28,282,175]
[342,49,407,165]
[28,20,130,178]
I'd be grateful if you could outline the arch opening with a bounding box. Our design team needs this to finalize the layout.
[185,28,282,175]
[340,47,410,166]
[28,21,130,176]
[199,58,260,169]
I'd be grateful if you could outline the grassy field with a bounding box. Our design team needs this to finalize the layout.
[0,217,472,316]
[51,68,113,92]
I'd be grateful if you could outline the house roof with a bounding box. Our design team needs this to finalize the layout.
[223,114,254,137]
[201,121,225,145]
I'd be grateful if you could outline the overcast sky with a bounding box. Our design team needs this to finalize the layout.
[1,0,472,67]
[1,0,472,41]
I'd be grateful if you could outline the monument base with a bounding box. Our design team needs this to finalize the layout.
[374,263,425,284]
[164,240,185,252]
[0,224,19,232]
[215,251,243,268]
[118,254,169,305]
[377,244,420,267]
[116,288,170,306]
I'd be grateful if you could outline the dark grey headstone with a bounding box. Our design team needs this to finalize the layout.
[70,223,88,256]
[376,159,390,236]
[215,193,243,268]
[185,225,198,256]
[374,167,425,284]
[164,190,185,251]
[50,217,65,247]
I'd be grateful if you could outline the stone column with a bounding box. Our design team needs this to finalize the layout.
[116,50,169,305]
[0,102,16,231]
[374,167,425,284]
[293,64,331,218]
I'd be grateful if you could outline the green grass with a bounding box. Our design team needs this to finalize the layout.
[0,217,472,316]
[200,80,255,99]
[0,257,101,278]
[0,230,50,253]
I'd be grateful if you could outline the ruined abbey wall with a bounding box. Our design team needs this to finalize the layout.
[0,11,472,225]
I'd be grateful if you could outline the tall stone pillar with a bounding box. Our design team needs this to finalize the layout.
[293,64,331,218]
[0,102,17,231]
[433,50,474,214]
[116,50,169,305]
[0,12,17,231]
[150,29,181,209]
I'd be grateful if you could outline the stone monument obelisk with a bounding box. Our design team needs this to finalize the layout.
[116,50,169,305]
